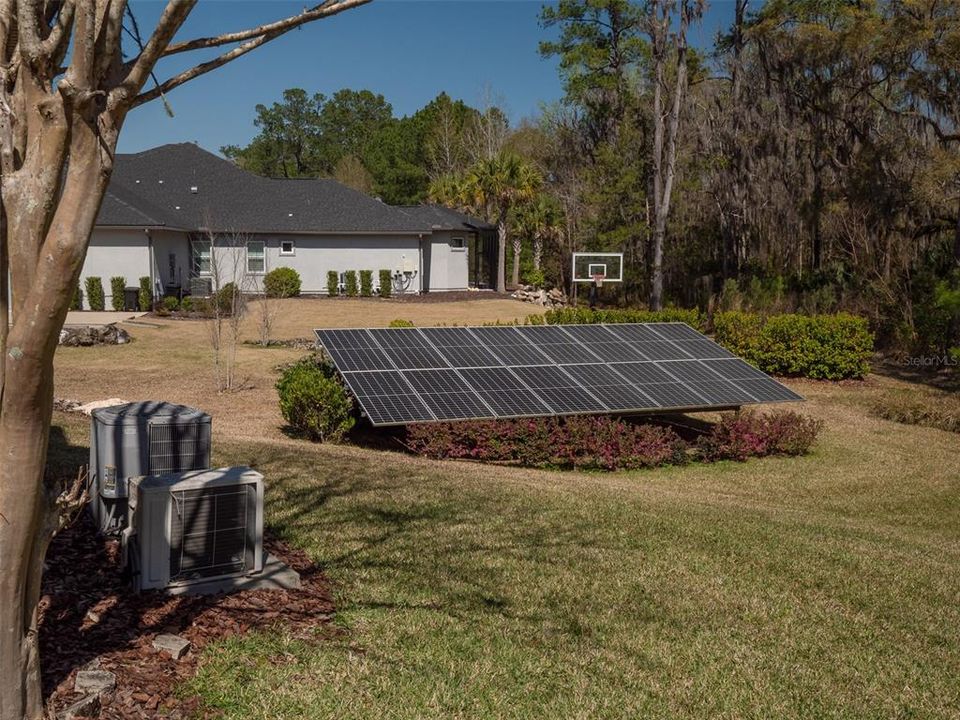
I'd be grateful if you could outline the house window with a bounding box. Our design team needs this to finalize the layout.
[280,239,296,256]
[451,237,465,249]
[192,239,212,276]
[247,240,265,274]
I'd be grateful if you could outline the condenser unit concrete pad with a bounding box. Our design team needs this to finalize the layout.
[166,553,301,596]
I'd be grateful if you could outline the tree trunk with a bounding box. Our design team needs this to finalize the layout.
[954,191,960,267]
[533,235,543,272]
[512,236,522,287]
[496,216,507,293]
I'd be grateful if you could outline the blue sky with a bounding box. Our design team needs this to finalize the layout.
[120,1,739,154]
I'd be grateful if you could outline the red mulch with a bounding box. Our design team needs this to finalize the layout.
[40,515,337,719]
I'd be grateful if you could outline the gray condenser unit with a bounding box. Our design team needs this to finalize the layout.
[90,402,212,534]
[124,467,264,593]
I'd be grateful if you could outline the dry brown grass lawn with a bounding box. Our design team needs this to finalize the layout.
[54,296,544,443]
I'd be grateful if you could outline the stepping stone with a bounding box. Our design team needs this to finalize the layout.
[58,693,101,720]
[74,669,115,694]
[152,633,191,659]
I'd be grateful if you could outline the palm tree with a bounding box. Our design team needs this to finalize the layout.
[515,195,564,280]
[462,153,542,292]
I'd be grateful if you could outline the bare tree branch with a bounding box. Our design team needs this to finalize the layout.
[131,0,372,108]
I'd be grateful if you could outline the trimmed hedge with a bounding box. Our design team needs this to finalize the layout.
[406,416,689,471]
[405,410,820,471]
[264,267,301,298]
[70,283,82,311]
[344,270,359,297]
[713,311,873,380]
[536,307,705,330]
[110,276,126,311]
[138,276,152,312]
[359,269,374,297]
[697,410,822,461]
[379,269,393,298]
[84,277,105,311]
[327,271,339,296]
[276,356,355,442]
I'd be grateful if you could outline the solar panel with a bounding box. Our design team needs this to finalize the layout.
[316,323,802,425]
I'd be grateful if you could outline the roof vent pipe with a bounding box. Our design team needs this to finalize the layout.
[190,186,198,194]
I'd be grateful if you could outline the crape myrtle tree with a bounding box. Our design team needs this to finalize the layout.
[0,1,371,718]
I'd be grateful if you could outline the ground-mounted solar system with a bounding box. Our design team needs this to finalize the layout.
[314,323,804,427]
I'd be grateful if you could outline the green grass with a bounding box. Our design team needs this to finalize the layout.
[174,398,960,720]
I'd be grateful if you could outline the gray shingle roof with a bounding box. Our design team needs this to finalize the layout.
[399,204,496,232]
[97,143,430,234]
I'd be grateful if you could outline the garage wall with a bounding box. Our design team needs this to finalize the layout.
[81,229,151,310]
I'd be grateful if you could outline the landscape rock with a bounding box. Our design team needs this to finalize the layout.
[59,323,130,347]
[511,285,568,308]
[53,398,82,413]
[152,633,191,660]
[57,693,101,720]
[74,669,116,694]
[76,398,129,415]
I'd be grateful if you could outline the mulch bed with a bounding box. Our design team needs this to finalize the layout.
[40,515,337,719]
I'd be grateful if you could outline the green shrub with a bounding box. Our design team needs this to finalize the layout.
[359,270,374,297]
[344,270,359,297]
[276,356,355,442]
[138,276,152,312]
[389,318,415,328]
[526,268,546,288]
[264,267,301,298]
[379,269,392,298]
[110,276,126,311]
[215,282,241,315]
[541,307,705,330]
[180,296,195,313]
[70,283,82,311]
[162,296,180,312]
[84,277,105,311]
[327,270,340,296]
[714,311,873,380]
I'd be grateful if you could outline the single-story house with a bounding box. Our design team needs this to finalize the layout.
[81,143,498,309]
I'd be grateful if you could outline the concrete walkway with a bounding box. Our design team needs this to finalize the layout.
[64,311,146,327]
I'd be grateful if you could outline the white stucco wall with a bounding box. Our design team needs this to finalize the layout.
[425,230,469,292]
[80,229,151,310]
[200,234,427,295]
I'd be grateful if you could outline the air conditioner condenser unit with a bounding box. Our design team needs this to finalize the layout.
[89,402,212,534]
[124,466,264,593]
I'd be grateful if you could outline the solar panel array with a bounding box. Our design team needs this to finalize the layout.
[315,323,803,426]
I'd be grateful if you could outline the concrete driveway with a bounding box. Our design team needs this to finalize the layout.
[64,311,147,327]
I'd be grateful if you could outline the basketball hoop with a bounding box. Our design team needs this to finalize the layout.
[592,273,605,288]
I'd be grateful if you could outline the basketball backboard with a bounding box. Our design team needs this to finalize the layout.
[572,252,624,283]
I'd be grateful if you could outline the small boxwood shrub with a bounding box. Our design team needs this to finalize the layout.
[327,270,339,296]
[264,267,301,298]
[215,282,241,315]
[379,269,393,298]
[84,277,105,311]
[344,270,359,297]
[110,276,126,311]
[138,276,152,312]
[70,283,82,311]
[389,318,415,328]
[359,270,374,297]
[406,416,688,471]
[538,307,705,330]
[696,410,822,461]
[714,311,873,380]
[276,356,355,442]
[162,296,180,312]
[180,296,195,313]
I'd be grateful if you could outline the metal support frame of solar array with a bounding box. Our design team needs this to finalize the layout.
[314,323,803,427]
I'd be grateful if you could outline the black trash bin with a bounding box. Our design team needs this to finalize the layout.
[123,287,140,311]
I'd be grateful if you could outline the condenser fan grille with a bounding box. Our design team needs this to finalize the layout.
[149,422,211,476]
[169,485,253,581]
